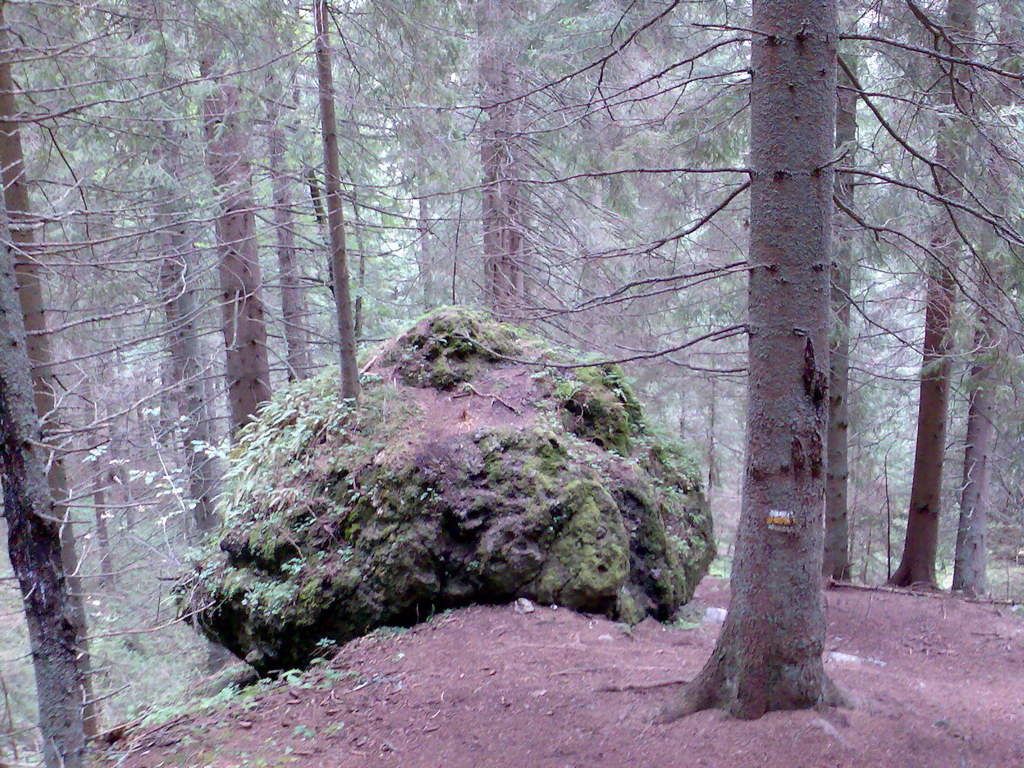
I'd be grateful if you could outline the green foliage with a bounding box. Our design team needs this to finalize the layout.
[217,371,415,533]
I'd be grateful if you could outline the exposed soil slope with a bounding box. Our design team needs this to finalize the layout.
[111,578,1024,768]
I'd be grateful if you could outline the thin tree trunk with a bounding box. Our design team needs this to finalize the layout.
[78,381,116,589]
[660,0,842,721]
[705,376,718,501]
[305,167,335,298]
[110,435,134,533]
[951,0,1020,597]
[269,124,313,380]
[417,192,439,313]
[891,0,976,589]
[313,0,359,400]
[159,212,219,535]
[0,200,86,768]
[349,186,368,339]
[862,523,873,583]
[823,47,858,581]
[415,155,439,313]
[477,0,524,319]
[0,14,98,741]
[949,196,1001,601]
[199,58,273,433]
[91,466,114,588]
[952,319,996,596]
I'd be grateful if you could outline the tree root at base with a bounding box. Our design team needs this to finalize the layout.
[654,662,850,724]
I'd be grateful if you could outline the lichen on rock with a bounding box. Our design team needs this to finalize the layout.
[181,307,714,673]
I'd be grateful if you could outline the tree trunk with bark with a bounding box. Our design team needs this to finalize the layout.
[477,0,524,320]
[704,376,719,501]
[313,0,360,401]
[305,167,335,293]
[951,0,1020,597]
[0,201,86,768]
[159,211,219,535]
[952,321,996,596]
[77,381,117,588]
[200,57,273,433]
[823,48,858,581]
[659,0,842,721]
[0,14,99,741]
[890,0,976,589]
[416,183,440,313]
[269,123,313,380]
[91,466,115,588]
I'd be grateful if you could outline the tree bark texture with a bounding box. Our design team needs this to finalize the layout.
[0,14,98,741]
[269,124,313,381]
[313,0,360,401]
[477,0,524,319]
[823,49,857,581]
[891,0,976,589]
[952,326,995,596]
[199,58,273,434]
[0,202,86,768]
[660,0,841,721]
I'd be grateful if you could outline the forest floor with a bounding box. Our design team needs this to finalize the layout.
[105,577,1024,768]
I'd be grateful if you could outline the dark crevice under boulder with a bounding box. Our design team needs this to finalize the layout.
[181,308,714,674]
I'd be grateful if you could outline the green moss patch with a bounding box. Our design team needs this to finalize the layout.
[181,308,714,673]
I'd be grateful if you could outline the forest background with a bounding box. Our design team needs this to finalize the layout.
[0,0,1022,761]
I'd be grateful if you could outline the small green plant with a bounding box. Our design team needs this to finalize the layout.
[278,668,311,688]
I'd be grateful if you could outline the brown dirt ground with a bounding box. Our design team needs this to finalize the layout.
[106,578,1024,768]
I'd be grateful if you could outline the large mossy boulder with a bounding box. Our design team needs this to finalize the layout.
[182,308,714,673]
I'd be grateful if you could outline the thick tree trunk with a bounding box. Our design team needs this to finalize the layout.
[0,202,86,768]
[891,0,976,589]
[660,0,842,721]
[313,0,360,401]
[477,0,524,319]
[200,59,273,433]
[891,263,955,587]
[0,16,98,742]
[56,520,99,736]
[269,124,313,380]
[823,50,858,581]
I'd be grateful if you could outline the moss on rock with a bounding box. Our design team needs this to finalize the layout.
[181,308,714,673]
